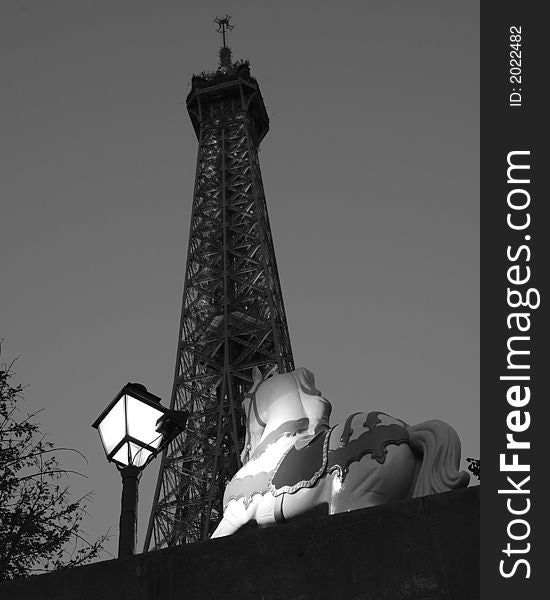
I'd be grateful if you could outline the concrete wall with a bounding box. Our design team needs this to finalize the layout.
[1,487,479,600]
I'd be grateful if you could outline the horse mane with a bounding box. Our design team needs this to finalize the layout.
[291,367,321,395]
[291,367,332,433]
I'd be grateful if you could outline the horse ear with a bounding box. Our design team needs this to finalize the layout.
[252,366,262,384]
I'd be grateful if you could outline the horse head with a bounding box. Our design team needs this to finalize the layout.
[241,367,332,464]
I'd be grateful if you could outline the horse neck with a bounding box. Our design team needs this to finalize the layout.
[250,377,308,452]
[258,401,309,445]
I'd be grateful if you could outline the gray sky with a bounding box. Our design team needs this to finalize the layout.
[0,1,479,560]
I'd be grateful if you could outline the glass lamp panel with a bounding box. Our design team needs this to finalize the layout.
[97,397,126,455]
[112,442,131,467]
[129,442,152,468]
[125,394,164,449]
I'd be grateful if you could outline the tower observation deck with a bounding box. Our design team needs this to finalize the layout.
[144,19,294,548]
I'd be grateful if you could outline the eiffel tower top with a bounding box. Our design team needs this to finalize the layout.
[191,16,252,85]
[187,18,269,143]
[215,15,233,70]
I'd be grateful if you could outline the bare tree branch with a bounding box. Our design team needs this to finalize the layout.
[0,349,108,581]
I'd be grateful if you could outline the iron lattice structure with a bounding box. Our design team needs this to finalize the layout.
[144,54,294,549]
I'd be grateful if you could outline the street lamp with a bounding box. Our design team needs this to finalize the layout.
[92,382,187,558]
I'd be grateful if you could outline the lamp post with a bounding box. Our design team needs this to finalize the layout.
[92,382,187,558]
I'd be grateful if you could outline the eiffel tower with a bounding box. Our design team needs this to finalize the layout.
[144,17,294,549]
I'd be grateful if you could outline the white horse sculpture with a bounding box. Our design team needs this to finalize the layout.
[211,367,470,538]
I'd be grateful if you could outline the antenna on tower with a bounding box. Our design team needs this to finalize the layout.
[214,15,234,70]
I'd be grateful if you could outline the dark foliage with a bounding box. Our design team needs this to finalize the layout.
[0,348,109,580]
[466,457,480,480]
